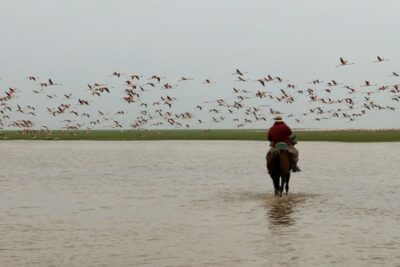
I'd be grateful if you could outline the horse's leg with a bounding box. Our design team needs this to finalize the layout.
[285,173,290,194]
[278,175,284,197]
[267,152,281,196]
[279,151,291,196]
[272,175,280,196]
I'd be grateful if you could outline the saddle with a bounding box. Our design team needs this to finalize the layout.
[268,142,291,154]
[275,142,289,151]
[269,135,297,153]
[267,142,296,166]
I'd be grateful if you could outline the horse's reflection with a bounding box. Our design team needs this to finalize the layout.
[265,195,304,227]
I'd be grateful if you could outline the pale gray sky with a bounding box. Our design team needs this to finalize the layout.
[0,0,399,129]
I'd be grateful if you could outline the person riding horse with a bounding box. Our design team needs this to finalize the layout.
[267,116,301,172]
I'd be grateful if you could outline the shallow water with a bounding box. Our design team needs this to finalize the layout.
[0,141,399,266]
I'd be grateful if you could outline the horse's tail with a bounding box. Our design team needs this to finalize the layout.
[267,142,287,173]
[275,143,290,175]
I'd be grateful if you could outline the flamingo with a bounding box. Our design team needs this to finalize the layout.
[232,69,247,76]
[336,57,355,67]
[178,76,193,81]
[374,56,389,63]
[203,79,215,84]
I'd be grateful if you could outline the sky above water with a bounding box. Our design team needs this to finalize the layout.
[0,0,399,129]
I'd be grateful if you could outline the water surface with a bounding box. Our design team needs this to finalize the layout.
[0,141,399,266]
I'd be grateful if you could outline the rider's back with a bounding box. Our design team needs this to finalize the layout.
[267,122,292,147]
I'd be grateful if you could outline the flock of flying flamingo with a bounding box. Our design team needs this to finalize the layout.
[0,56,399,136]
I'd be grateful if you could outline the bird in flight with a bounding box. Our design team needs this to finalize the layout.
[26,76,39,81]
[148,75,165,82]
[254,79,265,86]
[178,76,193,81]
[362,80,377,87]
[203,79,215,84]
[374,56,389,63]
[128,74,142,80]
[232,69,247,76]
[111,72,123,77]
[336,57,355,67]
[236,76,249,82]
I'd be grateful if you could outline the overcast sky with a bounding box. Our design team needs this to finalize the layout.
[0,0,399,129]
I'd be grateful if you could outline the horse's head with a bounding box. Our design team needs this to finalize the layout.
[290,135,297,145]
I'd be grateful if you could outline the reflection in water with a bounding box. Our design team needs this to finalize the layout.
[267,197,296,226]
[265,194,307,227]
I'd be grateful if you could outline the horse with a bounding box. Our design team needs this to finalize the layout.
[266,142,292,197]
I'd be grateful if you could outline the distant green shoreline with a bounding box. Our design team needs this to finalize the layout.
[1,129,400,142]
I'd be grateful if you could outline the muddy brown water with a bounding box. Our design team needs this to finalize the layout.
[0,141,399,266]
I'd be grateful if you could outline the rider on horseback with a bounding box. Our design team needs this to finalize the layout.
[267,115,301,172]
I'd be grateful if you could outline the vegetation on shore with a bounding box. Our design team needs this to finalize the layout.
[0,129,399,142]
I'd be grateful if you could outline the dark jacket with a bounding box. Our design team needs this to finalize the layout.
[267,122,292,147]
